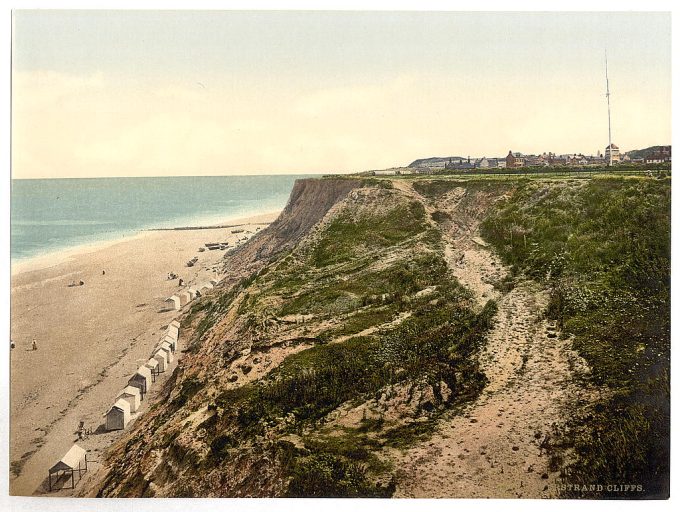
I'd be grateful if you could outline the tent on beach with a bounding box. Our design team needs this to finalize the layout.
[200,282,214,292]
[144,358,160,382]
[128,365,153,399]
[153,350,168,372]
[187,288,199,299]
[105,398,131,431]
[47,444,88,491]
[116,386,141,413]
[209,279,219,286]
[166,296,181,311]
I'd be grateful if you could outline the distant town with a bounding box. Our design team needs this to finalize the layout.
[364,145,671,175]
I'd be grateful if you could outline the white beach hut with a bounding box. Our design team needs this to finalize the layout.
[159,343,174,363]
[128,365,153,399]
[162,335,177,352]
[153,350,168,372]
[169,320,181,330]
[187,288,198,299]
[116,385,141,413]
[178,291,192,306]
[166,325,179,339]
[144,358,160,382]
[47,444,88,491]
[166,296,181,311]
[105,398,131,431]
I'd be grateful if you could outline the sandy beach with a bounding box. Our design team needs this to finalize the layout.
[9,211,279,496]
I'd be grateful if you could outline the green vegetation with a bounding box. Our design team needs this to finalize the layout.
[318,307,398,341]
[311,200,428,267]
[413,177,514,198]
[286,451,393,498]
[219,289,494,430]
[277,252,446,317]
[480,176,670,498]
[207,285,495,496]
[198,181,498,496]
[183,272,260,353]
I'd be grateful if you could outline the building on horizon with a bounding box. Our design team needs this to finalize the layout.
[644,146,671,164]
[605,144,621,164]
[506,151,525,168]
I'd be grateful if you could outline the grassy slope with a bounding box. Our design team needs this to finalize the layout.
[132,182,498,498]
[205,188,496,497]
[478,176,671,498]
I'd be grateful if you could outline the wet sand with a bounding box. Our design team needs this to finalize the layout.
[9,212,278,496]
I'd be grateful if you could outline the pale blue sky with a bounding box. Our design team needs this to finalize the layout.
[11,11,672,177]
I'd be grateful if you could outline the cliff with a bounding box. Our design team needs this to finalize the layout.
[227,178,362,266]
[81,174,670,499]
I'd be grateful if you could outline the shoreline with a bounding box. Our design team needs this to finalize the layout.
[11,210,280,277]
[9,210,280,496]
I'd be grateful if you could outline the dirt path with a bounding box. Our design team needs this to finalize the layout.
[389,180,590,498]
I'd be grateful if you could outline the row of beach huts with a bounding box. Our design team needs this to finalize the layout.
[48,320,180,491]
[165,278,219,311]
[105,277,220,428]
[104,319,180,430]
[47,277,222,491]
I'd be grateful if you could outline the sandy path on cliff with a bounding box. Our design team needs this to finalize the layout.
[389,180,590,498]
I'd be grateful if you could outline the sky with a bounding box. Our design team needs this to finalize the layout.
[11,10,672,178]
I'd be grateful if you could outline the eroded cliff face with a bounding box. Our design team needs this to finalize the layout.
[225,178,363,268]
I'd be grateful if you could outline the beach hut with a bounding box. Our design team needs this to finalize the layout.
[178,291,192,306]
[162,335,177,352]
[187,288,198,299]
[128,365,153,399]
[165,331,178,346]
[169,320,180,330]
[153,350,168,372]
[116,385,141,413]
[201,282,214,291]
[106,398,131,431]
[47,444,88,491]
[144,358,160,382]
[159,343,174,363]
[166,325,179,339]
[166,296,181,311]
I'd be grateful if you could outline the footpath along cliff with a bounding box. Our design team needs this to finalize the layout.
[81,175,670,499]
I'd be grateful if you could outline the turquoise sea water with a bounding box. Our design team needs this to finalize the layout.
[11,175,309,262]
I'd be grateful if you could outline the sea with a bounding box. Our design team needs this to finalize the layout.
[11,175,310,263]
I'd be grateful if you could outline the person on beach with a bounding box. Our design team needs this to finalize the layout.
[10,340,15,350]
[102,270,106,275]
[178,278,184,287]
[31,339,37,351]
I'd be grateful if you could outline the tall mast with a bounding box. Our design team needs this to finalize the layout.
[605,50,613,166]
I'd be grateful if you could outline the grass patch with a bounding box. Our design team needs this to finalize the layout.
[310,200,428,267]
[278,251,447,317]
